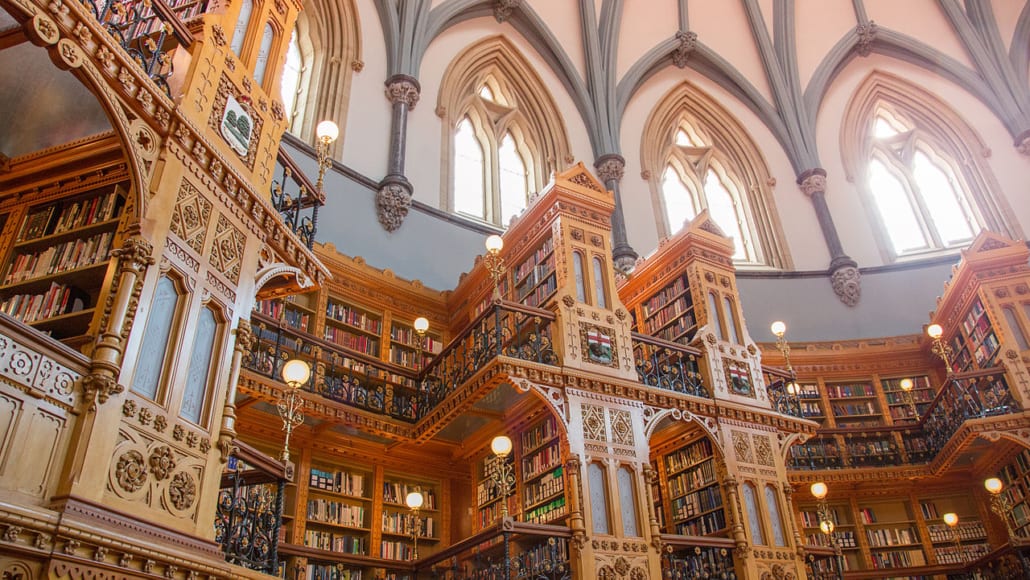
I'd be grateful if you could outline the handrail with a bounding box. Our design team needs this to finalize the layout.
[417,520,571,570]
[278,542,416,572]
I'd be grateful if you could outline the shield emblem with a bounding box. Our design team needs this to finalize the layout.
[220,94,253,156]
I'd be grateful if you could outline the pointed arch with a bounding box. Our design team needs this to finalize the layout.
[840,71,1023,261]
[640,82,792,269]
[437,35,571,226]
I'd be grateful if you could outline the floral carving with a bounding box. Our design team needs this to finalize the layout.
[732,430,753,463]
[138,407,153,425]
[170,180,212,253]
[672,30,698,68]
[153,415,167,432]
[210,214,246,283]
[3,526,21,542]
[752,434,775,467]
[149,446,176,481]
[186,431,199,448]
[211,24,226,46]
[116,450,147,493]
[494,0,520,22]
[831,264,861,307]
[173,424,185,441]
[384,78,420,109]
[122,399,137,417]
[169,472,197,511]
[376,182,412,232]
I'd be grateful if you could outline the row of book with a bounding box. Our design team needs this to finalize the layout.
[870,549,925,569]
[884,390,934,405]
[18,187,122,243]
[523,466,563,507]
[306,565,362,580]
[671,486,722,521]
[524,495,566,524]
[380,540,414,561]
[521,416,558,452]
[323,354,416,390]
[806,530,857,548]
[654,314,696,344]
[512,239,554,282]
[640,275,688,317]
[926,521,986,542]
[389,324,441,352]
[516,538,568,576]
[866,526,918,547]
[832,401,879,417]
[514,260,555,290]
[381,511,435,538]
[665,439,714,474]
[382,483,437,509]
[388,346,429,369]
[307,498,366,528]
[4,231,114,285]
[303,529,367,555]
[0,282,88,324]
[310,468,367,497]
[933,543,990,564]
[254,299,310,331]
[668,460,716,498]
[674,509,726,536]
[825,383,876,398]
[324,326,380,356]
[518,273,557,307]
[326,301,383,334]
[522,442,561,479]
[642,297,693,333]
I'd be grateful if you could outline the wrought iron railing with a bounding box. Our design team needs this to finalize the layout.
[631,333,708,399]
[787,367,1018,471]
[803,545,843,580]
[272,149,324,250]
[949,543,1030,579]
[765,366,804,419]
[80,0,203,95]
[660,535,737,579]
[419,519,571,579]
[215,442,288,575]
[418,300,559,419]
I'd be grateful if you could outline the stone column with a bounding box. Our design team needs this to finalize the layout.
[594,154,638,273]
[798,168,860,306]
[217,319,254,460]
[565,455,588,550]
[378,74,420,232]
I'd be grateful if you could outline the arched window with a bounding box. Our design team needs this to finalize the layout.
[742,482,765,545]
[180,307,221,425]
[573,251,587,303]
[280,28,304,126]
[1003,306,1029,350]
[592,257,608,309]
[253,22,276,86]
[723,296,740,343]
[588,462,610,534]
[230,0,253,56]
[841,72,1023,260]
[765,485,786,547]
[707,292,724,340]
[131,276,182,401]
[616,466,639,537]
[438,37,571,227]
[642,83,791,268]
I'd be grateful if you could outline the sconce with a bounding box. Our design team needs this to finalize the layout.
[404,489,424,561]
[314,120,339,195]
[810,482,844,580]
[413,316,429,371]
[926,324,954,375]
[899,378,918,421]
[277,359,310,462]
[943,512,964,562]
[984,477,1017,539]
[484,235,506,300]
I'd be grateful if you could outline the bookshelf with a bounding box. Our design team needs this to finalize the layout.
[997,447,1030,538]
[324,297,383,357]
[857,500,927,570]
[388,319,441,370]
[825,381,884,428]
[0,182,126,344]
[303,464,374,557]
[795,382,827,425]
[519,415,566,525]
[255,292,317,334]
[380,474,439,561]
[799,503,860,571]
[918,496,989,565]
[475,449,516,531]
[655,437,726,536]
[635,274,696,344]
[512,237,556,308]
[948,296,1002,373]
[882,376,934,423]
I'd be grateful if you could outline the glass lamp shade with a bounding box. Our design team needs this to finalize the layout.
[281,359,311,387]
[900,378,914,392]
[485,234,504,254]
[927,323,944,339]
[985,477,1004,495]
[770,320,786,337]
[786,382,800,396]
[413,317,430,334]
[405,490,424,510]
[819,520,835,535]
[491,435,513,458]
[316,120,339,143]
[810,482,828,500]
[943,512,958,527]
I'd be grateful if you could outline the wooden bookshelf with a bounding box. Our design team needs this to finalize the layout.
[255,291,317,334]
[636,273,697,344]
[948,296,1001,373]
[917,495,989,565]
[997,447,1030,538]
[857,500,927,570]
[825,381,884,428]
[882,375,934,423]
[387,319,441,370]
[379,473,440,561]
[512,237,557,309]
[519,414,566,525]
[474,449,516,531]
[0,181,126,345]
[799,503,860,571]
[323,297,383,357]
[304,464,374,556]
[654,437,726,536]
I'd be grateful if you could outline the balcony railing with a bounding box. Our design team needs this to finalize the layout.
[631,333,708,399]
[215,442,288,575]
[764,365,804,419]
[418,519,571,579]
[81,0,204,95]
[660,535,738,579]
[271,149,324,250]
[787,368,1018,471]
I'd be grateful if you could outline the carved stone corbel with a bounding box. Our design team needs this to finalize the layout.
[493,0,521,23]
[671,30,698,68]
[376,179,413,233]
[1016,129,1030,156]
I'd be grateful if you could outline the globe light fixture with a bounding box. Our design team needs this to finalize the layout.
[491,435,513,458]
[483,235,506,300]
[404,489,425,560]
[277,358,310,462]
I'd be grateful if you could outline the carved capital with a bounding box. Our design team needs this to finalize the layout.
[235,319,255,353]
[594,154,625,184]
[493,0,521,22]
[79,371,123,408]
[384,76,421,109]
[831,263,861,307]
[672,30,698,68]
[856,20,877,57]
[1016,129,1030,156]
[111,235,155,276]
[376,180,413,232]
[797,168,827,197]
